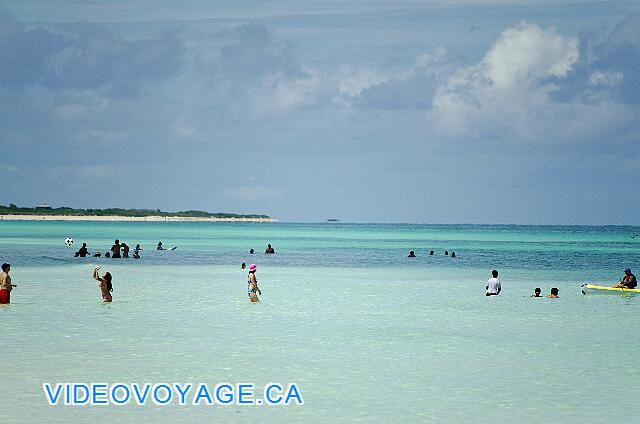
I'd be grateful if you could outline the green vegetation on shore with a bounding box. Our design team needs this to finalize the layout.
[0,203,270,219]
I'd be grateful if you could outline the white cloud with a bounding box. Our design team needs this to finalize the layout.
[588,70,623,87]
[485,23,578,89]
[249,69,324,116]
[432,22,579,139]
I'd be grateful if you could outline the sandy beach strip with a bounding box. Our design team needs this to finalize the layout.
[0,214,275,223]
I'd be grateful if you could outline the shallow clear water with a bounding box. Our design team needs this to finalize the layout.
[1,221,639,423]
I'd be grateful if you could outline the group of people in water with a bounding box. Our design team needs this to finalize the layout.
[408,250,456,258]
[248,244,276,255]
[74,240,173,259]
[530,287,560,298]
[485,269,558,298]
[1,239,636,304]
[88,242,275,304]
[484,268,637,299]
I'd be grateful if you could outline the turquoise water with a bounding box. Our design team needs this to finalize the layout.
[2,221,640,423]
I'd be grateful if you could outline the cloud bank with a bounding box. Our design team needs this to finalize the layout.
[1,4,639,223]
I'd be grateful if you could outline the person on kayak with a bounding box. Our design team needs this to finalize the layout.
[613,268,637,289]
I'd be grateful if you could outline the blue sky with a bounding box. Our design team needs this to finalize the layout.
[1,1,639,224]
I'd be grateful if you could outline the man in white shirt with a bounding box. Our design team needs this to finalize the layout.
[486,269,501,296]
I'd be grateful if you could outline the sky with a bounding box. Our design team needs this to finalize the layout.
[1,0,639,224]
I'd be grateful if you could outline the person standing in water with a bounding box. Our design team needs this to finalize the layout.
[486,269,501,296]
[111,239,121,258]
[122,243,130,258]
[0,263,17,304]
[133,244,141,259]
[77,243,90,257]
[247,264,262,302]
[92,266,113,302]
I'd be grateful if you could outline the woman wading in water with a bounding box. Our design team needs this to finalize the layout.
[247,264,261,303]
[92,266,113,302]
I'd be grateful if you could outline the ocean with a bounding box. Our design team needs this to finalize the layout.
[1,221,639,423]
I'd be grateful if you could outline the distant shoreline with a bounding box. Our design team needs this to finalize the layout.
[0,214,275,223]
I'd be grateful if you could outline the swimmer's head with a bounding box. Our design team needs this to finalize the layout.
[535,287,541,294]
[551,287,559,295]
[241,263,246,269]
[249,264,257,272]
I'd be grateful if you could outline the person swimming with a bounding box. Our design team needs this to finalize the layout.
[247,264,261,302]
[157,242,165,250]
[92,266,113,302]
[531,288,542,297]
[451,251,456,258]
[547,288,559,298]
[265,244,275,254]
[408,250,416,257]
[429,250,434,256]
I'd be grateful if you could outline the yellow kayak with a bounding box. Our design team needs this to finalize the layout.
[581,284,640,295]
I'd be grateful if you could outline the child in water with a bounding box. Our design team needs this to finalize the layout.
[247,264,262,302]
[547,288,559,298]
[92,266,113,302]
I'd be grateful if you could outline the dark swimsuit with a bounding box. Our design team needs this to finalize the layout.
[248,276,257,297]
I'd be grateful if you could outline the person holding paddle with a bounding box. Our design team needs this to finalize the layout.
[613,268,637,289]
